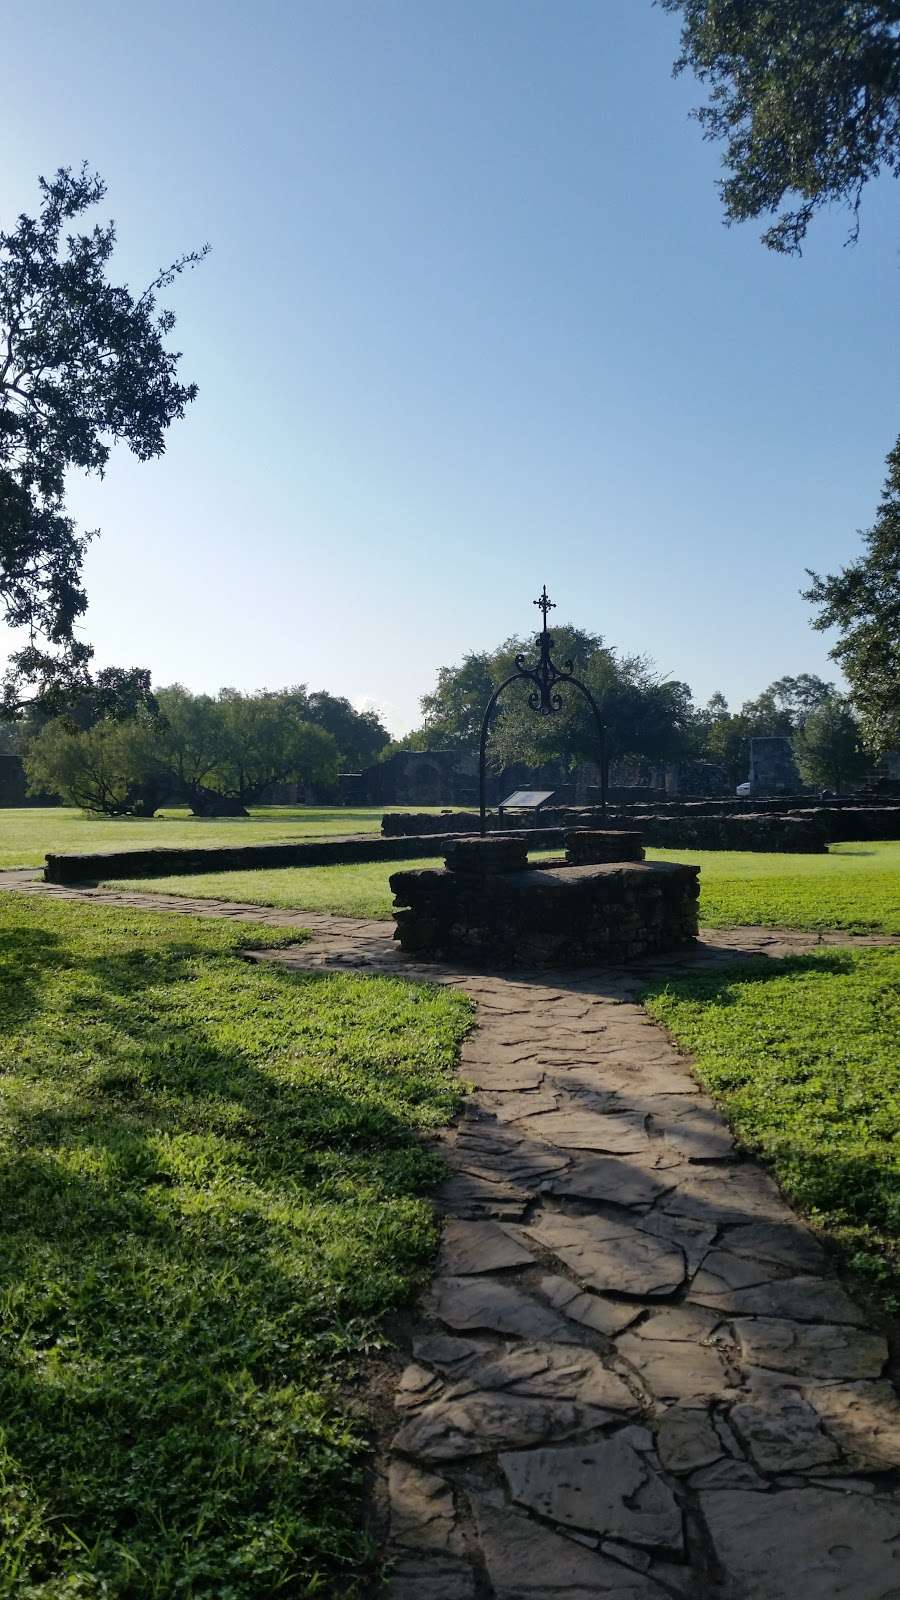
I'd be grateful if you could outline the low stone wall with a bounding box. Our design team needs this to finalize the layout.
[382,810,826,852]
[383,802,900,843]
[802,805,900,841]
[48,794,890,884]
[382,809,572,837]
[390,857,700,966]
[41,828,568,884]
[636,813,826,853]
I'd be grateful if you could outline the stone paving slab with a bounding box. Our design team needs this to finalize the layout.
[3,869,899,1597]
[698,1487,900,1599]
[499,1437,684,1550]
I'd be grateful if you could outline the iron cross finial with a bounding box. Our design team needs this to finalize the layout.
[534,585,556,624]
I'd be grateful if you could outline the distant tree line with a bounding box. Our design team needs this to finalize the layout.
[696,677,869,792]
[382,639,872,796]
[12,649,880,816]
[381,628,695,789]
[19,685,391,816]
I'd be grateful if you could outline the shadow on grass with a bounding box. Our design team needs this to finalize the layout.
[0,921,457,1597]
[0,924,65,1026]
[640,949,856,1009]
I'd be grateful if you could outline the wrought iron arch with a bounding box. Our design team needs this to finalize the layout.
[478,586,608,833]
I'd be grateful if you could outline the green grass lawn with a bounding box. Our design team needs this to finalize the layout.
[105,840,900,933]
[10,808,900,935]
[107,857,449,919]
[651,840,900,935]
[0,806,459,870]
[0,896,471,1598]
[643,946,900,1314]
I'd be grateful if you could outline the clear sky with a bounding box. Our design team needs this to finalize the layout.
[4,1,898,734]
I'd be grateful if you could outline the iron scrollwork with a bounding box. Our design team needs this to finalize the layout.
[478,586,608,833]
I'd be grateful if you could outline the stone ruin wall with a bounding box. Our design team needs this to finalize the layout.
[390,832,701,966]
[383,802,900,847]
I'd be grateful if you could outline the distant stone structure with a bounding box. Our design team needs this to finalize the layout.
[664,760,730,797]
[746,736,804,796]
[0,754,28,805]
[341,751,568,809]
[341,750,692,809]
[344,751,479,808]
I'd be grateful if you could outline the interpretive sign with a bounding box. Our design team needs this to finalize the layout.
[498,789,556,812]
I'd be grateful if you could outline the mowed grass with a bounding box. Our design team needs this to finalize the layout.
[0,806,458,869]
[0,896,471,1597]
[643,946,900,1312]
[650,840,900,935]
[107,857,449,919]
[105,841,900,933]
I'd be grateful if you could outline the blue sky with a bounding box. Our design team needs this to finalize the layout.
[4,1,898,734]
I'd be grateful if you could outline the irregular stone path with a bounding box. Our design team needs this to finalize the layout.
[3,870,900,1598]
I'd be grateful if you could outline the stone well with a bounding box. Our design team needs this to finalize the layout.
[389,832,699,966]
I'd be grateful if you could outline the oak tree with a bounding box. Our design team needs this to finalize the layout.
[805,437,900,751]
[660,1,900,252]
[0,164,205,708]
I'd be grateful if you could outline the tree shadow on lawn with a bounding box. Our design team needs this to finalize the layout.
[641,948,858,1008]
[0,937,453,1595]
[0,924,66,1027]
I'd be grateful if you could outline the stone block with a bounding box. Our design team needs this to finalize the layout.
[524,1212,687,1298]
[392,1390,612,1461]
[443,835,530,874]
[391,859,701,966]
[388,1460,464,1553]
[387,1552,476,1599]
[732,1318,887,1380]
[728,1391,840,1473]
[565,829,645,864]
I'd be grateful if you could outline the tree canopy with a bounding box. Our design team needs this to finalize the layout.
[195,690,338,811]
[660,1,900,253]
[400,630,858,789]
[25,714,161,817]
[289,688,389,769]
[25,686,339,816]
[0,165,205,708]
[804,436,900,752]
[411,627,696,777]
[793,696,869,789]
[693,675,837,784]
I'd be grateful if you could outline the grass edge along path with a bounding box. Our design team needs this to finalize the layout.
[643,944,900,1318]
[0,895,472,1598]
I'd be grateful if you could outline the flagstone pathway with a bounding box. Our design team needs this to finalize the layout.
[3,869,900,1597]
